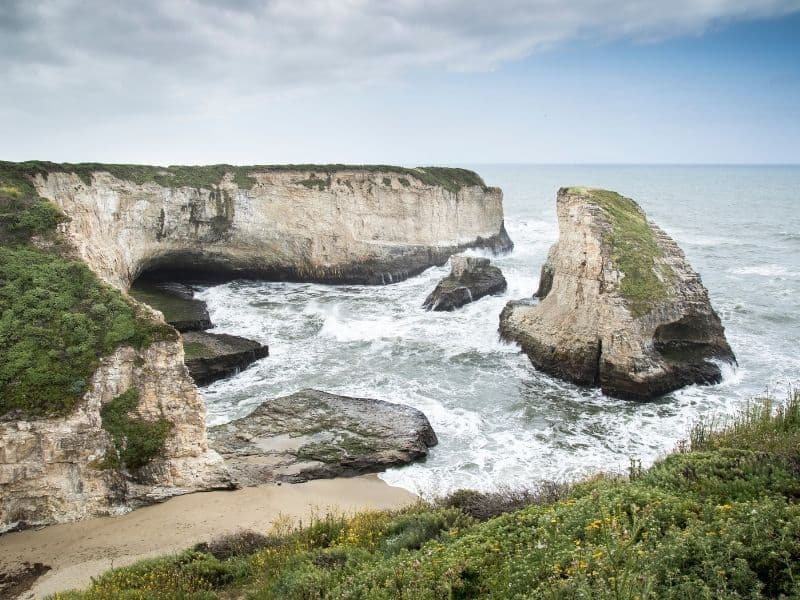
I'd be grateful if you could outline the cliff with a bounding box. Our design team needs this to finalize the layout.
[0,340,230,533]
[0,161,509,531]
[30,163,511,287]
[500,187,735,400]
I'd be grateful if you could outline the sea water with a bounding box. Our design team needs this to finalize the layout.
[196,165,800,497]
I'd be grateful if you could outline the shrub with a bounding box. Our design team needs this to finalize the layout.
[100,389,173,470]
[195,531,279,560]
[439,482,571,521]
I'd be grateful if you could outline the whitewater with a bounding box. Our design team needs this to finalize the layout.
[196,165,800,497]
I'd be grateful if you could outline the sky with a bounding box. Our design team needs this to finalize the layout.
[1,0,799,165]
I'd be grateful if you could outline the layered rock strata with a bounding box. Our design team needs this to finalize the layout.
[34,165,512,287]
[423,255,507,311]
[500,187,735,400]
[209,389,438,484]
[183,331,269,386]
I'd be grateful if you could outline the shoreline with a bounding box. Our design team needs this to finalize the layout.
[0,475,417,598]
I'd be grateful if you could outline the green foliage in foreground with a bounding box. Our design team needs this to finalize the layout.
[54,391,800,599]
[0,160,488,195]
[568,187,675,317]
[100,389,173,470]
[0,164,176,419]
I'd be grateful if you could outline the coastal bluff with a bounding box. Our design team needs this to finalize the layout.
[500,187,735,400]
[33,163,512,287]
[0,162,510,533]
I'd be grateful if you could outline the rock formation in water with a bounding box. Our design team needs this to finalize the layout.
[2,161,502,531]
[499,187,735,401]
[423,255,507,311]
[183,331,269,385]
[208,389,438,484]
[34,164,512,287]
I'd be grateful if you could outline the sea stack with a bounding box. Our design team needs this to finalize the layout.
[500,187,735,400]
[423,255,507,311]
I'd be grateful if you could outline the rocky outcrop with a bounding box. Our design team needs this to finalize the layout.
[500,187,735,401]
[33,165,512,288]
[208,389,438,484]
[129,281,212,332]
[0,340,231,533]
[183,331,269,386]
[1,163,508,532]
[423,255,507,311]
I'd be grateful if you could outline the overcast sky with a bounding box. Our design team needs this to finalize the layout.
[1,0,799,164]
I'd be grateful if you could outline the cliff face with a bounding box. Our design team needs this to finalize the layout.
[34,167,511,288]
[1,163,508,531]
[500,187,734,400]
[0,339,230,533]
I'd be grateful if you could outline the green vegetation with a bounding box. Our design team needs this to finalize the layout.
[297,173,332,191]
[0,161,487,196]
[571,187,674,316]
[182,340,215,360]
[100,389,173,470]
[0,247,175,418]
[53,391,800,599]
[0,163,175,420]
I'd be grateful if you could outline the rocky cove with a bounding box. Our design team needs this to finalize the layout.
[0,162,512,532]
[0,159,760,536]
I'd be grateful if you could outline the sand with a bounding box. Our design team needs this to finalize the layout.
[0,475,416,598]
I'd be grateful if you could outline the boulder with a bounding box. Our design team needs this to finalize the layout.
[423,255,507,311]
[182,331,269,386]
[208,389,438,484]
[500,187,735,400]
[129,281,212,332]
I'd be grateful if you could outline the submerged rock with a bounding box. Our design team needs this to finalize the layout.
[423,255,507,311]
[129,281,212,332]
[182,331,269,386]
[208,389,438,484]
[500,187,735,401]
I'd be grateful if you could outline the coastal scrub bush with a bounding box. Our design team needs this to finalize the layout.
[0,247,176,418]
[100,389,173,470]
[438,482,571,521]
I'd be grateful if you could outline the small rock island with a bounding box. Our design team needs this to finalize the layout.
[423,255,507,311]
[500,187,735,400]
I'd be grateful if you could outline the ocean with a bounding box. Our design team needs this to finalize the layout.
[195,165,800,497]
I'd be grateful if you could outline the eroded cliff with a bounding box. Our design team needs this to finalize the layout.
[500,187,734,400]
[33,164,511,287]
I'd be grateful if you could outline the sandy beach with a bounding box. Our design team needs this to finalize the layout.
[0,475,416,598]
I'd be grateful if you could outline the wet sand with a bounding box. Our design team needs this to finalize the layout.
[0,475,416,598]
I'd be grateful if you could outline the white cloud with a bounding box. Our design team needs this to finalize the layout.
[2,0,799,117]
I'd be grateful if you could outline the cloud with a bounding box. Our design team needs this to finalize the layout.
[2,0,799,118]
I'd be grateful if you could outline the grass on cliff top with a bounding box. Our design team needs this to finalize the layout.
[53,390,800,599]
[0,161,487,195]
[567,187,674,317]
[100,389,173,470]
[0,166,176,420]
